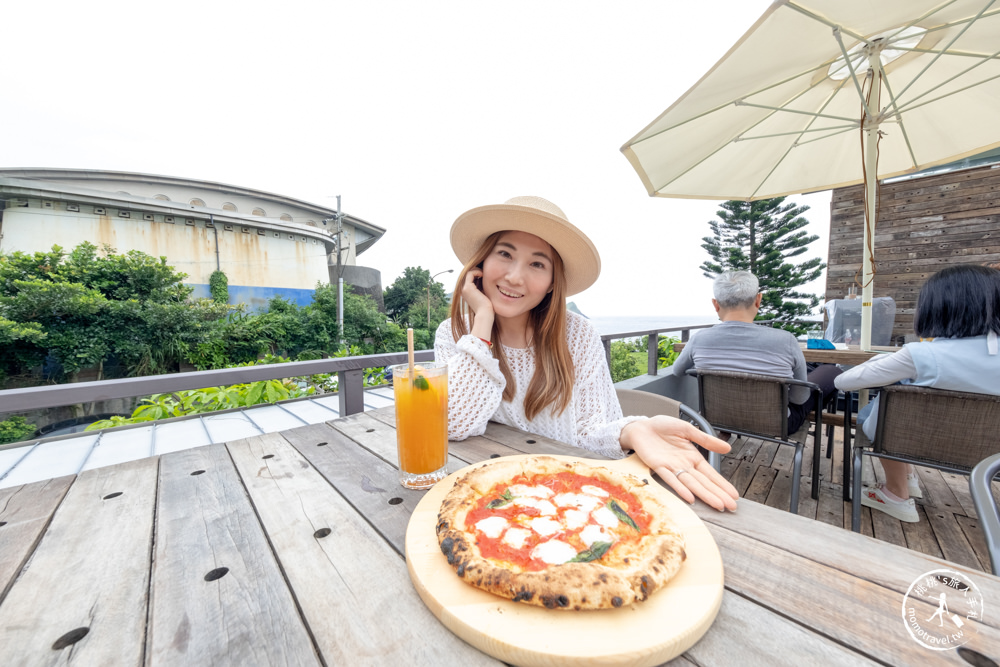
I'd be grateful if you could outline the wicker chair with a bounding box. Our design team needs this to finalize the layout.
[969,453,1000,575]
[615,388,721,472]
[849,384,1000,532]
[686,369,823,514]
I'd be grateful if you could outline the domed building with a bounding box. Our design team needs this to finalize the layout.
[0,168,386,309]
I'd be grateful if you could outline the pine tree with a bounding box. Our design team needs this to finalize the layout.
[700,198,824,331]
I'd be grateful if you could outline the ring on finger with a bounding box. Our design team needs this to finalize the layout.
[674,469,690,478]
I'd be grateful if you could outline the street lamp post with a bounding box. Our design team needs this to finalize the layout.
[324,196,348,345]
[427,269,454,329]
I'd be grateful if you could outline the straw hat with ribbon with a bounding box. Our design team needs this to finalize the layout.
[450,196,601,297]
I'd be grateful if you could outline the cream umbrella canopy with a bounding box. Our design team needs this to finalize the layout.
[622,0,1000,350]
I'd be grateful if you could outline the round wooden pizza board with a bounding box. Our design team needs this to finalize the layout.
[405,454,724,667]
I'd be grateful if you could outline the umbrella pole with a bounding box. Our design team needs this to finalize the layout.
[861,132,877,353]
[860,53,880,354]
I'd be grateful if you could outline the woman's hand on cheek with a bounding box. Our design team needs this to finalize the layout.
[462,269,493,317]
[620,417,739,512]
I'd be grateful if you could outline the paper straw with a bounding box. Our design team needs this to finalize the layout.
[407,328,415,378]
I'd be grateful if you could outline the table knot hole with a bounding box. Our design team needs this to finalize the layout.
[52,627,89,650]
[525,439,536,444]
[366,428,375,433]
[957,646,998,667]
[205,567,229,582]
[103,492,123,500]
[316,442,328,446]
[262,454,274,459]
[490,454,501,459]
[388,497,403,505]
[0,521,6,527]
[314,528,332,539]
[191,470,206,476]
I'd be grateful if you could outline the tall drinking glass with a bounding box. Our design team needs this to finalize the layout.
[391,361,449,489]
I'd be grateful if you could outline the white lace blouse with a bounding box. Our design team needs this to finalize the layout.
[433,311,641,459]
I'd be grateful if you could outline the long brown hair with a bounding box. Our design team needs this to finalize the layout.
[449,231,575,419]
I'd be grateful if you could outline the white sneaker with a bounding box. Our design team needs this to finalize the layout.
[862,466,923,498]
[861,485,919,523]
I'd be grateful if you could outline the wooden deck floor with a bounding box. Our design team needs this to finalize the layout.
[720,425,1000,574]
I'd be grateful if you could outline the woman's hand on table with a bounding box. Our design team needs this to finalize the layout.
[620,416,739,512]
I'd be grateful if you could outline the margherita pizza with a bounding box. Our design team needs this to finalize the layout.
[436,456,686,611]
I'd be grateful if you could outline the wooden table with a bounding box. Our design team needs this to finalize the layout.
[2,407,998,666]
[673,341,899,365]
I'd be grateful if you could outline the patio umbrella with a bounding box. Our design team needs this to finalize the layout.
[622,0,1000,349]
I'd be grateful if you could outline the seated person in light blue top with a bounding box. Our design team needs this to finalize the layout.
[836,264,1000,523]
[672,270,841,435]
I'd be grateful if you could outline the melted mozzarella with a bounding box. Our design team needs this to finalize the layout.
[531,539,577,565]
[530,516,563,537]
[513,496,557,516]
[563,509,590,530]
[592,506,619,529]
[502,527,532,549]
[509,484,553,498]
[535,500,557,516]
[553,493,601,513]
[581,484,609,497]
[580,524,613,547]
[476,516,509,539]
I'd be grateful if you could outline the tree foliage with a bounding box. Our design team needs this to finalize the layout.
[343,287,408,353]
[0,244,446,396]
[700,198,824,332]
[383,266,449,330]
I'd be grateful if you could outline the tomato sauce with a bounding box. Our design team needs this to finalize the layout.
[466,472,651,571]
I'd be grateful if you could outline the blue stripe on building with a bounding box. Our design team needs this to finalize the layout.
[187,284,317,310]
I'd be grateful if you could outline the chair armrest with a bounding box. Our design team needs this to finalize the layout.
[970,453,1000,575]
[679,403,721,472]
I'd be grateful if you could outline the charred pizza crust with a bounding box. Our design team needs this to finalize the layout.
[436,456,686,611]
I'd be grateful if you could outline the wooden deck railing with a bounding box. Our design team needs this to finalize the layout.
[599,318,822,375]
[0,318,821,431]
[0,350,434,420]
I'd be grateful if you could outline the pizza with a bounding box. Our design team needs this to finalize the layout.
[435,456,686,610]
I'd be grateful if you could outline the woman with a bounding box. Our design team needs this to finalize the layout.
[434,196,738,511]
[835,264,1000,522]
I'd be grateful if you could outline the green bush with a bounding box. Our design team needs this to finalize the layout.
[209,270,229,304]
[609,341,643,383]
[0,416,37,444]
[657,336,681,368]
[84,351,391,432]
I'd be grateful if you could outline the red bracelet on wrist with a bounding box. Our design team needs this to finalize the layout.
[477,337,493,349]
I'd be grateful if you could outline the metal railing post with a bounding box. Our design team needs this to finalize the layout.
[647,333,659,376]
[338,369,365,416]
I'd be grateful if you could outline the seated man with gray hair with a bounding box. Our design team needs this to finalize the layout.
[673,270,841,435]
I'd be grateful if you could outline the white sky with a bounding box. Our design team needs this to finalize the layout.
[1,0,832,319]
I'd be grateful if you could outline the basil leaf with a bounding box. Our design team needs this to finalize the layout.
[569,541,612,563]
[608,500,640,532]
[486,488,513,509]
[414,375,430,390]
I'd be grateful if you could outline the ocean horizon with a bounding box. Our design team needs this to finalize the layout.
[586,314,716,337]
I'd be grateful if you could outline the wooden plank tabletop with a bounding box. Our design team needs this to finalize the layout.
[1,405,998,666]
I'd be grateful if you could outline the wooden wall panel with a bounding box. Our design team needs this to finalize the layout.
[825,164,1000,343]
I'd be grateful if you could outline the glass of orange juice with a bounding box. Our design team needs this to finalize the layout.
[391,361,449,489]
